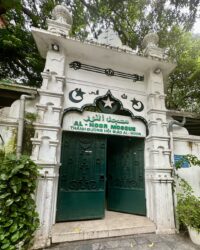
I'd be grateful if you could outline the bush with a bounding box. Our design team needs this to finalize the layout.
[176,179,200,232]
[0,154,40,250]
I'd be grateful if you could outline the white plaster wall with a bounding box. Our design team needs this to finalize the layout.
[0,125,17,151]
[0,107,10,118]
[0,97,38,153]
[0,97,37,122]
[173,134,200,197]
[9,100,20,119]
[25,97,38,114]
[0,102,18,152]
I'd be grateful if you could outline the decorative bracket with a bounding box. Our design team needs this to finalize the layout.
[69,61,144,82]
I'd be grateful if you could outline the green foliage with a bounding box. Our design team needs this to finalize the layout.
[176,154,200,232]
[68,0,200,47]
[22,112,37,155]
[0,154,40,250]
[175,154,200,169]
[176,179,200,232]
[166,31,200,112]
[0,0,47,86]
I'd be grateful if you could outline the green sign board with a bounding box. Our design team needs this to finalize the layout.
[63,111,146,137]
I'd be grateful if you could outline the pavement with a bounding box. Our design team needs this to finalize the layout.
[45,233,200,250]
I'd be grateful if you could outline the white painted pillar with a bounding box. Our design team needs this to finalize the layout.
[31,51,66,249]
[146,69,175,234]
[31,4,72,248]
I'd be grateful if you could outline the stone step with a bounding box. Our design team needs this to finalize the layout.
[51,211,156,243]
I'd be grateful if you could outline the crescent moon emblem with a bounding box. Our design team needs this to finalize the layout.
[132,101,144,112]
[69,88,85,103]
[131,98,144,112]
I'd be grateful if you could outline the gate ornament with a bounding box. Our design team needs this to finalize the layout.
[69,61,144,82]
[102,97,114,108]
[97,94,119,114]
[69,88,86,103]
[52,4,72,25]
[131,98,144,112]
[47,4,72,36]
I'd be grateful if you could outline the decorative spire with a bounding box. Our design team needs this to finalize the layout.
[142,31,159,49]
[52,4,72,25]
[142,31,165,60]
[47,4,72,36]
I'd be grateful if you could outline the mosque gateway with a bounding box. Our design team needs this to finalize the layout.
[31,4,177,248]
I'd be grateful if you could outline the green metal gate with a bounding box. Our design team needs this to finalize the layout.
[107,136,146,215]
[56,132,107,221]
[56,132,146,222]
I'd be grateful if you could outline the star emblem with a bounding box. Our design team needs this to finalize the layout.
[102,97,114,108]
[75,88,85,98]
[131,98,139,105]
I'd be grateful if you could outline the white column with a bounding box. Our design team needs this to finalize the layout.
[146,69,175,234]
[31,51,66,248]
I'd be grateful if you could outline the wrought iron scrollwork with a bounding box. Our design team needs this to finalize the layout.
[109,178,138,188]
[69,61,144,82]
[69,180,97,190]
[70,61,81,70]
[105,68,114,76]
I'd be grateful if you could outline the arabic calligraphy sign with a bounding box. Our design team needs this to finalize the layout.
[63,111,146,137]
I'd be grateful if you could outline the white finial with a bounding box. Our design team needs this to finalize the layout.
[142,31,159,49]
[142,31,165,60]
[52,4,72,25]
[47,4,72,36]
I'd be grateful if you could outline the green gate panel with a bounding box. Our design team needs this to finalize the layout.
[56,132,107,222]
[107,136,146,215]
[57,191,105,221]
[107,189,146,215]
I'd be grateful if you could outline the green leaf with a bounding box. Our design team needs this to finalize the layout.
[0,234,5,241]
[2,238,9,244]
[8,246,15,250]
[14,196,21,202]
[10,211,18,217]
[9,223,18,233]
[22,194,27,200]
[5,199,14,206]
[0,184,7,189]
[0,174,8,180]
[0,217,7,223]
[10,182,22,194]
[22,171,30,176]
[0,193,10,199]
[10,177,21,185]
[11,231,20,242]
[10,185,17,194]
[1,243,10,249]
[11,164,24,175]
[3,219,13,227]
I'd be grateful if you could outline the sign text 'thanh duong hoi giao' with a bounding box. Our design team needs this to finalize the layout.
[63,111,146,137]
